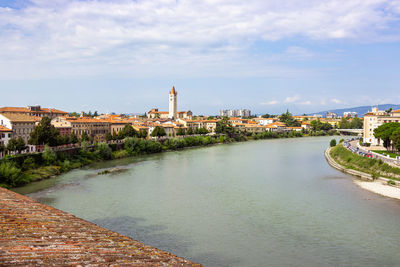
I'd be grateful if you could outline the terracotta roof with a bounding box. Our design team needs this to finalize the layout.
[65,117,110,124]
[148,111,169,114]
[392,109,400,113]
[0,113,41,122]
[170,86,177,95]
[0,107,67,114]
[0,125,12,132]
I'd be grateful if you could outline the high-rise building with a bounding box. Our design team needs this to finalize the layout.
[169,86,177,119]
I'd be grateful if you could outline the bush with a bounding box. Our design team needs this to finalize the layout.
[388,180,396,185]
[330,139,337,147]
[113,150,129,159]
[0,161,25,187]
[42,145,57,165]
[94,142,112,160]
[22,157,36,171]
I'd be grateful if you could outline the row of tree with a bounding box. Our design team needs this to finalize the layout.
[373,122,400,152]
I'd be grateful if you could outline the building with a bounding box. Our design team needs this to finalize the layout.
[0,113,41,144]
[0,105,67,119]
[0,125,12,147]
[51,117,72,137]
[363,107,400,146]
[53,117,110,142]
[147,86,192,120]
[169,86,177,119]
[326,112,338,119]
[220,109,251,118]
[343,111,358,118]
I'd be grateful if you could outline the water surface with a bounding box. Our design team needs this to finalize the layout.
[14,137,400,267]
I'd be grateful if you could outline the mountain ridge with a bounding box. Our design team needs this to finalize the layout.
[307,104,400,117]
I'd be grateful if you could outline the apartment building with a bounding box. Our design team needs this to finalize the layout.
[363,108,400,146]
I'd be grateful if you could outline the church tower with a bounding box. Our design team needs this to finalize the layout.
[169,86,177,119]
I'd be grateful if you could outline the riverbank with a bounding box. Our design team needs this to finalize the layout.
[0,187,200,266]
[2,131,329,189]
[325,145,400,200]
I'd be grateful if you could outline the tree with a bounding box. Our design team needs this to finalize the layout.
[350,117,363,129]
[118,124,138,139]
[105,132,112,141]
[69,133,79,144]
[139,129,148,139]
[7,137,27,153]
[94,111,99,117]
[187,127,194,135]
[279,110,300,127]
[81,132,90,142]
[94,142,112,160]
[385,107,393,114]
[330,139,337,147]
[391,128,400,152]
[150,126,166,138]
[374,122,400,150]
[215,118,235,137]
[0,143,5,153]
[69,112,80,118]
[176,128,186,136]
[28,117,61,146]
[338,118,351,129]
[42,145,57,165]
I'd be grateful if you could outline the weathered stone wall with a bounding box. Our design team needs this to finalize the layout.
[0,187,201,266]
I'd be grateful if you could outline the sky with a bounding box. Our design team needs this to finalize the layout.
[1,0,400,115]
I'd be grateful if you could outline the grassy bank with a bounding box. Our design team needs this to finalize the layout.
[372,150,400,159]
[330,145,400,181]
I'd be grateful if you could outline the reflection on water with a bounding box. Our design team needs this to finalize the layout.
[14,137,400,267]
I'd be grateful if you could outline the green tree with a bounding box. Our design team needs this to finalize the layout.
[338,118,351,129]
[69,112,80,118]
[118,124,138,139]
[81,132,90,142]
[28,117,61,146]
[176,128,186,136]
[350,117,363,129]
[150,126,166,138]
[7,137,27,153]
[279,110,300,127]
[187,127,194,135]
[330,139,337,147]
[0,161,23,187]
[94,111,99,117]
[105,132,112,141]
[391,128,400,152]
[94,142,112,160]
[374,122,400,150]
[215,118,235,137]
[139,129,148,139]
[69,132,79,144]
[42,145,57,165]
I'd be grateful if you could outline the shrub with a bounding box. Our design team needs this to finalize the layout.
[42,145,57,165]
[94,142,112,160]
[388,180,396,185]
[330,139,337,147]
[113,150,129,159]
[22,157,36,171]
[0,161,24,187]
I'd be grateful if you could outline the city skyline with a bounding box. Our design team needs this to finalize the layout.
[1,0,400,114]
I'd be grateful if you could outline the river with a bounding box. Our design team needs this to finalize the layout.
[13,137,400,267]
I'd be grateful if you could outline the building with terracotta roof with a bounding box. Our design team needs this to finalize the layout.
[52,117,110,142]
[0,125,12,149]
[0,105,67,119]
[147,87,193,120]
[363,107,400,146]
[0,113,41,144]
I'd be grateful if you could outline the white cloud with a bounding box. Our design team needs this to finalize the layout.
[300,100,312,105]
[331,98,342,104]
[284,95,301,103]
[0,0,399,78]
[261,100,279,105]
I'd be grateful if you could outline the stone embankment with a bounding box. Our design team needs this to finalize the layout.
[0,187,201,266]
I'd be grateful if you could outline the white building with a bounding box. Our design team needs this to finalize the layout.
[220,109,251,118]
[0,125,12,147]
[343,111,358,118]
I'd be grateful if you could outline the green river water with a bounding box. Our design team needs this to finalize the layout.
[14,137,400,267]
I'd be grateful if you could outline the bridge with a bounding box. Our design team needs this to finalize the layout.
[337,129,363,135]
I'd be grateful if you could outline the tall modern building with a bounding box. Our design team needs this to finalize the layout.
[169,86,177,119]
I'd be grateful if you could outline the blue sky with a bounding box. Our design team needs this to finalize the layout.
[1,0,400,115]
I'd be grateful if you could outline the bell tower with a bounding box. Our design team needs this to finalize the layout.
[169,86,177,119]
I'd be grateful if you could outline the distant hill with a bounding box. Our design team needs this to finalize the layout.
[308,104,400,118]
